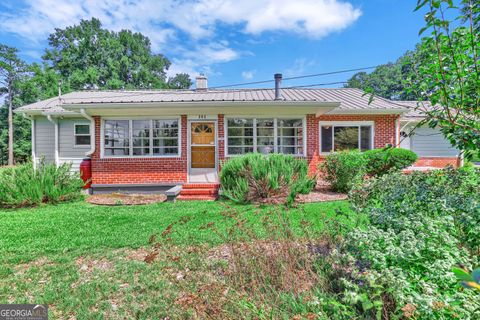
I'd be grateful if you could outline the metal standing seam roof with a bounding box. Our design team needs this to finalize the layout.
[396,101,433,120]
[16,87,411,114]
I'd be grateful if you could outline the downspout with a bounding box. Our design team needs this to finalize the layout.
[394,117,400,147]
[47,115,59,167]
[458,150,465,168]
[23,113,36,169]
[80,108,95,156]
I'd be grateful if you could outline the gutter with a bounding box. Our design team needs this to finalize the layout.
[47,115,59,166]
[61,100,341,109]
[80,108,95,156]
[23,113,36,169]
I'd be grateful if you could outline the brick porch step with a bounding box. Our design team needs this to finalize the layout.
[182,183,220,189]
[177,195,217,201]
[177,183,220,201]
[180,188,218,196]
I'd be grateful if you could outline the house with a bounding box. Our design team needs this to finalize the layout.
[16,74,460,199]
[398,101,461,168]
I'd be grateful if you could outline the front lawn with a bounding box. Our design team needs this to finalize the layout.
[0,200,360,319]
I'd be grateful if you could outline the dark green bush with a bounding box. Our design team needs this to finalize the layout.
[363,147,418,176]
[320,150,366,193]
[219,153,315,204]
[340,167,480,318]
[0,160,84,208]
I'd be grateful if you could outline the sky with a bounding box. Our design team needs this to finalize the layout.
[0,0,429,89]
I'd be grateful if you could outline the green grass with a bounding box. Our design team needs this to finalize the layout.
[0,200,362,319]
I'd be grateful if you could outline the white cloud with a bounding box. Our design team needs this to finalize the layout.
[0,0,361,77]
[241,70,256,80]
[285,58,316,77]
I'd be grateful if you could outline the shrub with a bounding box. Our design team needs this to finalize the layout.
[320,150,366,193]
[363,147,418,176]
[219,153,315,204]
[0,160,84,208]
[341,167,480,319]
[350,166,480,251]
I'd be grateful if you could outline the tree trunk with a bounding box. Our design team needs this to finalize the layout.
[7,77,13,166]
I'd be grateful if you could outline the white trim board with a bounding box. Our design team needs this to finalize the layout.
[100,117,182,159]
[223,116,307,157]
[318,121,375,155]
[187,119,219,183]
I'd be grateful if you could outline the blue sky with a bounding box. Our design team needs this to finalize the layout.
[0,0,428,89]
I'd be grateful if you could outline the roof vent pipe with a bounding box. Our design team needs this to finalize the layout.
[274,73,282,100]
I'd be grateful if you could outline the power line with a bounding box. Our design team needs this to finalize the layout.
[283,81,348,89]
[210,65,379,89]
[57,65,381,100]
[17,64,385,107]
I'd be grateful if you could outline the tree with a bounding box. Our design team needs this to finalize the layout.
[411,0,480,156]
[167,73,193,89]
[0,44,28,165]
[43,18,191,90]
[345,50,420,100]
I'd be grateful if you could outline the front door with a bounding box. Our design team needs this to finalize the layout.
[191,122,215,168]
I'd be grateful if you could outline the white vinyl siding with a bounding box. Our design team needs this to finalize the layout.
[33,118,89,171]
[409,127,459,157]
[59,119,91,158]
[34,118,55,163]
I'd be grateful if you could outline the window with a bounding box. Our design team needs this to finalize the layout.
[277,119,304,155]
[104,120,130,156]
[227,118,254,155]
[153,119,179,155]
[74,124,91,146]
[320,123,373,153]
[226,117,305,156]
[103,119,180,157]
[256,118,275,154]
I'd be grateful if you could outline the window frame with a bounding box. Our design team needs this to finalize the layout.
[318,121,375,154]
[225,116,306,157]
[73,123,91,147]
[101,117,182,158]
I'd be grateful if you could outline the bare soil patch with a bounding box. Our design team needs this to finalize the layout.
[296,180,347,203]
[86,193,166,206]
[14,257,55,275]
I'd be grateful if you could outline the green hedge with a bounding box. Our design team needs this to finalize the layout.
[320,148,418,192]
[0,160,84,208]
[220,153,316,204]
[363,147,418,176]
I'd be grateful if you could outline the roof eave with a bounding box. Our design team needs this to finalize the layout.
[61,100,340,109]
[327,108,407,115]
[14,109,44,115]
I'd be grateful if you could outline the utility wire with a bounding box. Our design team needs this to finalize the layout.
[210,65,379,89]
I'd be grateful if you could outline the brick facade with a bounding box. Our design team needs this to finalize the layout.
[414,157,459,168]
[90,112,453,185]
[312,114,400,175]
[91,115,188,185]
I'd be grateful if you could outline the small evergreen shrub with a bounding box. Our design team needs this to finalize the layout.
[0,160,84,208]
[363,147,418,176]
[219,153,315,204]
[320,150,366,193]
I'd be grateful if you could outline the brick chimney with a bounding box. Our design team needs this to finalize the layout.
[195,74,208,91]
